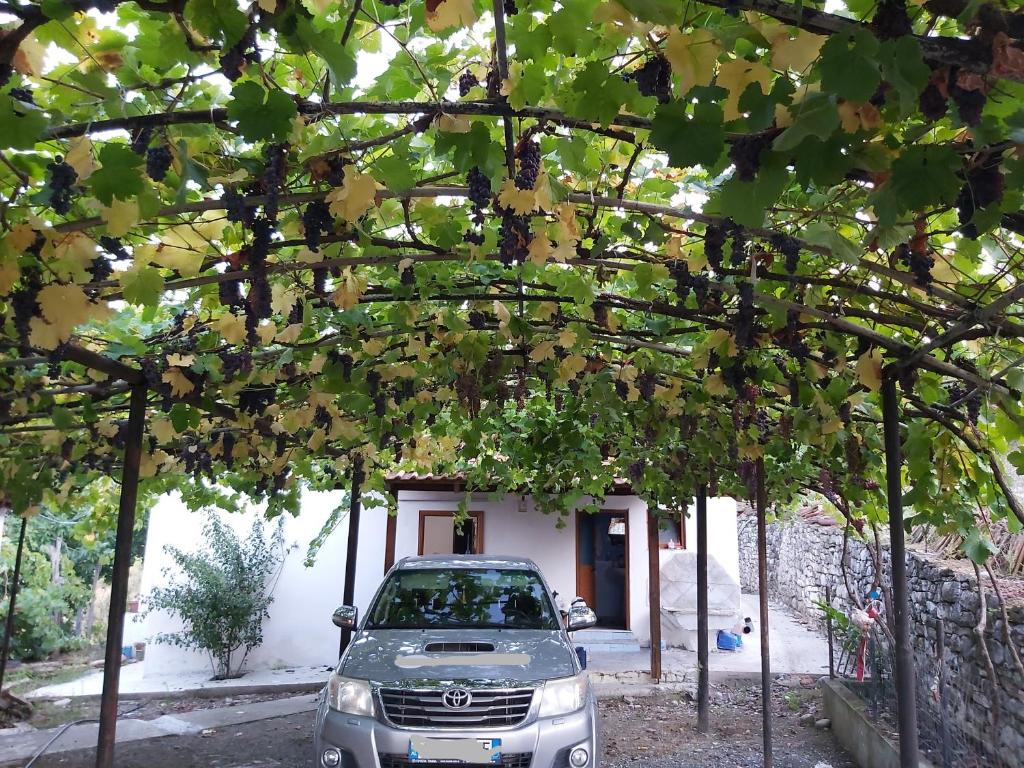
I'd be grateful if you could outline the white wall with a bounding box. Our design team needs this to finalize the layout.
[140,489,353,677]
[388,492,656,644]
[682,496,740,585]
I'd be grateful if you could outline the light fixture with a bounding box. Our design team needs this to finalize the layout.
[569,747,589,767]
[322,748,342,767]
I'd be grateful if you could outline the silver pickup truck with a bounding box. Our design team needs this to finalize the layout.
[314,554,600,768]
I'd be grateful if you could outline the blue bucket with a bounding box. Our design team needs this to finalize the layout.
[575,646,587,669]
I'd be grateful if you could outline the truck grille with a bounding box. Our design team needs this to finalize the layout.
[379,753,532,768]
[378,688,534,728]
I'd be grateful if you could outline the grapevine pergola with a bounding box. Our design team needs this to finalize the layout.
[1,0,1024,765]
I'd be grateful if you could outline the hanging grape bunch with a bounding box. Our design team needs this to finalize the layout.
[895,242,934,288]
[220,26,260,81]
[729,132,774,182]
[956,155,1005,239]
[515,138,540,190]
[146,146,173,182]
[46,156,78,214]
[624,56,671,103]
[302,200,334,251]
[262,143,289,221]
[459,71,479,97]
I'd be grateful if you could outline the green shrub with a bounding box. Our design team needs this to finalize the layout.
[143,516,285,680]
[0,540,89,661]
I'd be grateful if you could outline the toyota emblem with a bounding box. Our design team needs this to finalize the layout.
[441,687,472,710]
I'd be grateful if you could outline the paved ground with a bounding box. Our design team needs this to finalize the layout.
[3,681,852,768]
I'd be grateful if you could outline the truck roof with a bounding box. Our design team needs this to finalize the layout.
[394,554,540,571]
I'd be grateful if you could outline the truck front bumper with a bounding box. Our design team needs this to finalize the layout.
[313,691,600,768]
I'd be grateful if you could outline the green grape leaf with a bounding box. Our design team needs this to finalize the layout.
[871,144,962,224]
[649,100,725,169]
[0,103,47,150]
[226,82,299,143]
[119,265,165,306]
[818,29,881,103]
[708,154,789,227]
[184,0,249,47]
[89,144,144,205]
[773,92,840,153]
[878,37,930,117]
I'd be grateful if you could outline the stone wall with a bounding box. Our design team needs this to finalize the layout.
[738,512,1024,764]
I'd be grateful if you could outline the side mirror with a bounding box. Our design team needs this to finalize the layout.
[332,605,358,629]
[566,601,597,632]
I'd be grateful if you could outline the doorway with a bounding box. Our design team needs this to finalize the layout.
[418,511,484,555]
[576,511,629,629]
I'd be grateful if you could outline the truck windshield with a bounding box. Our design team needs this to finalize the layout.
[366,568,560,630]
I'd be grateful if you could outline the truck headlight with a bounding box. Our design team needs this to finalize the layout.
[327,674,374,717]
[538,674,588,717]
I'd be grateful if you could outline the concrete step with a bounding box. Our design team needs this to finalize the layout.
[570,629,642,653]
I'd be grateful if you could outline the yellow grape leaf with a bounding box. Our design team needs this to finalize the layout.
[856,347,882,392]
[208,168,249,185]
[555,203,580,242]
[438,114,471,133]
[258,0,278,11]
[308,427,327,452]
[705,373,728,396]
[534,172,554,212]
[717,59,774,121]
[296,247,325,264]
[706,328,738,358]
[493,300,511,331]
[52,232,98,282]
[274,321,303,344]
[530,340,556,362]
[425,0,477,32]
[500,61,522,97]
[271,283,301,315]
[37,283,94,343]
[557,355,587,382]
[166,353,195,368]
[28,317,61,350]
[527,236,553,266]
[257,323,277,344]
[656,377,682,402]
[327,170,379,221]
[665,29,722,94]
[0,249,19,294]
[65,138,96,181]
[535,302,559,321]
[838,101,882,133]
[150,418,176,444]
[332,267,368,310]
[162,368,195,398]
[552,238,575,264]
[557,328,577,349]
[100,197,139,237]
[770,29,826,73]
[12,34,44,76]
[497,179,537,215]
[214,312,247,345]
[151,246,204,278]
[96,419,118,439]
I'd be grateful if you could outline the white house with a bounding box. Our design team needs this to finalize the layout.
[138,475,741,678]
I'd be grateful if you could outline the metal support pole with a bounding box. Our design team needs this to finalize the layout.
[826,585,835,680]
[0,516,28,692]
[936,618,952,768]
[881,376,921,768]
[755,458,773,768]
[646,511,662,682]
[696,485,709,734]
[338,457,364,656]
[95,383,146,768]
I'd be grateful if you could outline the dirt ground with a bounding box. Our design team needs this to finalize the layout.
[10,680,854,768]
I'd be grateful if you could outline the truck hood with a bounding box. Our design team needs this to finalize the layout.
[339,628,577,685]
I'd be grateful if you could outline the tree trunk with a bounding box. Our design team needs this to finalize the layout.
[83,563,101,638]
[48,536,63,627]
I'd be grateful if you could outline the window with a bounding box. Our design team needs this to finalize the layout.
[367,568,559,630]
[418,511,484,555]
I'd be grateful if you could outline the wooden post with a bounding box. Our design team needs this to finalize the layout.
[646,511,662,682]
[0,516,28,692]
[696,485,709,734]
[755,458,773,768]
[96,383,147,768]
[881,376,921,768]
[338,456,364,655]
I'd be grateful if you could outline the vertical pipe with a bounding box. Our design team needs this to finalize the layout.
[646,511,662,682]
[95,383,147,768]
[338,457,364,655]
[755,458,773,768]
[881,376,921,768]
[696,485,709,734]
[936,617,952,768]
[0,516,28,692]
[826,585,835,680]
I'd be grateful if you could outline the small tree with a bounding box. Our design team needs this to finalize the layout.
[144,516,285,680]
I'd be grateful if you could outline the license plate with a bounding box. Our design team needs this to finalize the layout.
[407,736,502,764]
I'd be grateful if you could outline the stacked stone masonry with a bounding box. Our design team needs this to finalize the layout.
[737,513,1024,764]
